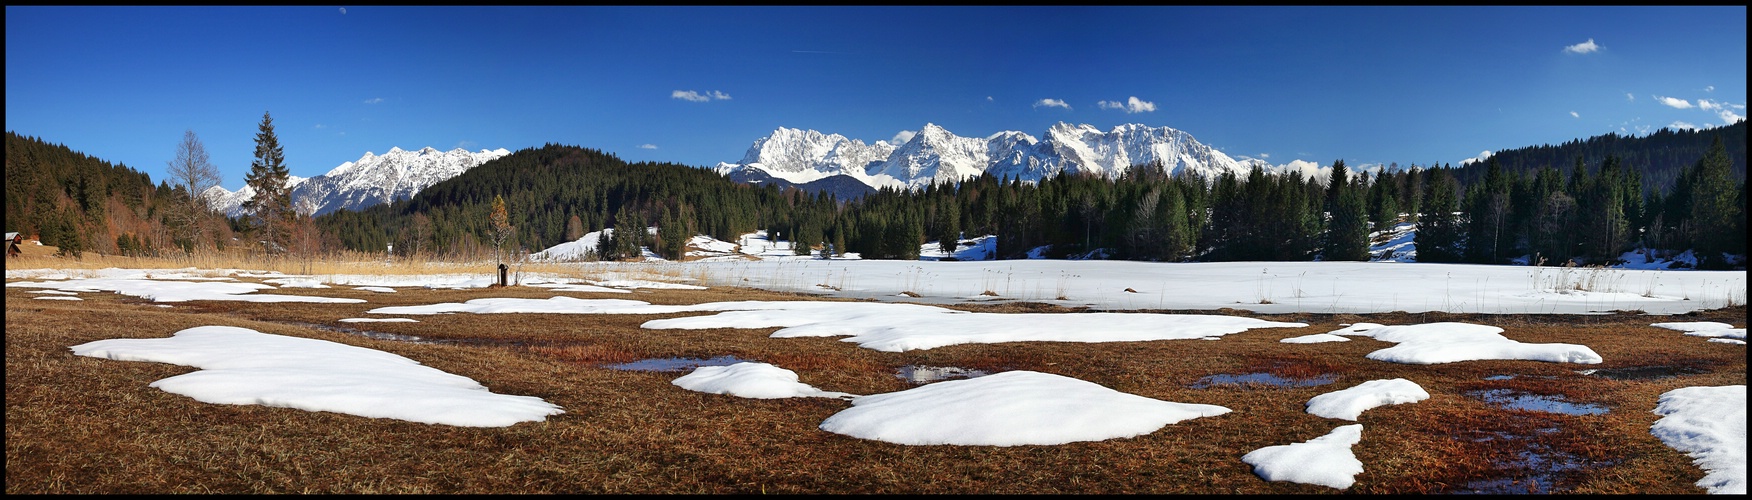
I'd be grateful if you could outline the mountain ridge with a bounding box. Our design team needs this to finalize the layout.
[206,146,510,217]
[714,122,1271,193]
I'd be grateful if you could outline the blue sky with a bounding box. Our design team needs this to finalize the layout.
[6,6,1746,190]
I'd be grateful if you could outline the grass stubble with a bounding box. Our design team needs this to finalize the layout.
[5,272,1744,494]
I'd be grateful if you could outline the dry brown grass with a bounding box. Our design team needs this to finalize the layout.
[5,273,1743,494]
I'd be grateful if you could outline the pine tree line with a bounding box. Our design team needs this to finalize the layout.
[8,123,1743,269]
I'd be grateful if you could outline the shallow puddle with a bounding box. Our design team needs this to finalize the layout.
[1483,374,1556,381]
[294,322,437,344]
[1455,448,1589,494]
[602,355,750,372]
[1575,365,1707,380]
[1453,425,1602,494]
[1468,389,1608,415]
[1188,372,1336,389]
[895,365,990,384]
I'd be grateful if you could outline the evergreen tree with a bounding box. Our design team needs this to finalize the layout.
[1418,169,1465,263]
[1324,177,1371,261]
[1325,159,1349,214]
[1462,157,1511,263]
[241,111,293,254]
[936,199,960,256]
[1578,155,1629,263]
[1367,170,1400,229]
[1689,137,1741,268]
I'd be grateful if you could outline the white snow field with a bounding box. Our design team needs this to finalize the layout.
[68,326,563,427]
[815,370,1232,446]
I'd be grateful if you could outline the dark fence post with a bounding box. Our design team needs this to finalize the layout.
[498,263,508,286]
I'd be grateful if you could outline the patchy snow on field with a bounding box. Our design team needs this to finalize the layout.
[1650,385,1747,494]
[1243,424,1367,489]
[671,362,854,400]
[7,253,1745,490]
[68,326,562,427]
[816,370,1230,446]
[6,278,365,304]
[1304,379,1431,421]
[366,297,1306,352]
[1651,321,1747,343]
[1330,322,1603,365]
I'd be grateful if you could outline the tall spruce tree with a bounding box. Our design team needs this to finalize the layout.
[1463,157,1511,263]
[241,111,292,254]
[1418,169,1465,262]
[1324,176,1371,261]
[1689,137,1741,269]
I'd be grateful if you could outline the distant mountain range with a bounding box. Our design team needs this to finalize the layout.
[207,146,510,217]
[713,122,1271,198]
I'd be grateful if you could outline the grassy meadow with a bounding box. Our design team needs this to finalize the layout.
[5,254,1745,494]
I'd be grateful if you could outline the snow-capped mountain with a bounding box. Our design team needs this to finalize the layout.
[207,146,511,217]
[714,122,1268,192]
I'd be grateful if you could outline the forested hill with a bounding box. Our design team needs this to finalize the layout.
[4,131,195,256]
[1452,121,1745,190]
[316,144,836,259]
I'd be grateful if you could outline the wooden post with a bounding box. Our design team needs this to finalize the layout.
[498,263,508,287]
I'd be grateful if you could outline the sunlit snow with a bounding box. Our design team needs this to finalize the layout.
[1652,321,1748,342]
[817,370,1230,446]
[68,326,562,427]
[367,297,1307,352]
[1305,379,1431,420]
[1650,385,1747,494]
[1333,322,1603,365]
[671,362,854,399]
[1242,424,1366,489]
[7,278,365,303]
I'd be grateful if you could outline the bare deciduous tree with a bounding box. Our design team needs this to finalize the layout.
[166,129,221,254]
[406,211,432,260]
[289,197,326,274]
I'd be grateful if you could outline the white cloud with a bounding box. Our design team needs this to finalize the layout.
[1626,93,1635,102]
[1098,96,1157,114]
[363,97,384,104]
[1460,150,1493,166]
[314,124,325,129]
[1570,111,1580,118]
[1699,99,1721,111]
[1670,121,1700,131]
[1563,38,1600,54]
[1655,96,1694,109]
[672,90,731,102]
[1705,85,1715,92]
[1033,98,1071,110]
[1720,109,1746,125]
[987,96,994,102]
[890,130,916,145]
[638,144,658,150]
[339,7,346,14]
[1258,153,1270,159]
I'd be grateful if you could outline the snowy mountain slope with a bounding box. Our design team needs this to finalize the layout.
[715,122,1269,192]
[206,146,511,217]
